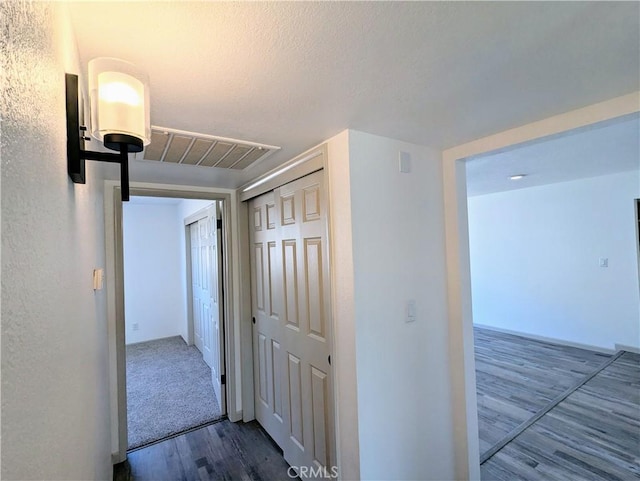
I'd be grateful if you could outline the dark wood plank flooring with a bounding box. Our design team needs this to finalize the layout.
[481,351,640,481]
[474,327,611,455]
[114,420,296,481]
[114,329,637,480]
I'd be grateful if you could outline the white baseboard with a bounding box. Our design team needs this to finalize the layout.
[227,409,243,423]
[126,334,185,346]
[473,323,616,354]
[615,343,640,354]
[111,451,126,464]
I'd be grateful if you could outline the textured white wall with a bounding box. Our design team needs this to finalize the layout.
[1,3,112,480]
[344,131,455,480]
[468,170,640,350]
[123,203,184,344]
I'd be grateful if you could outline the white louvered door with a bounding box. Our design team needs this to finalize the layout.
[249,171,334,478]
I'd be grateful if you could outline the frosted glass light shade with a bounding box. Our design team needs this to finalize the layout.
[88,58,150,150]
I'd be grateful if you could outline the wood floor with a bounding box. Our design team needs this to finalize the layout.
[114,420,296,481]
[115,328,638,480]
[474,327,611,455]
[476,327,640,481]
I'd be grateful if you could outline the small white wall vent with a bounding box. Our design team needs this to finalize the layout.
[138,126,280,170]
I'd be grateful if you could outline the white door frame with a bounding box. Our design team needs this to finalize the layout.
[104,182,244,463]
[442,93,639,480]
[635,199,640,300]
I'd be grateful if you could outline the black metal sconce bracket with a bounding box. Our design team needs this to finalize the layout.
[66,73,132,201]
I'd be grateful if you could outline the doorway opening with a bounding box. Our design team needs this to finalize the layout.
[122,196,227,450]
[443,106,640,480]
[121,195,228,450]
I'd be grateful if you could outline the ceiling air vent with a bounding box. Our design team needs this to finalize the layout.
[138,126,280,170]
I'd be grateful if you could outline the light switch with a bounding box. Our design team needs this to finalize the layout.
[399,151,412,173]
[599,258,608,268]
[93,268,104,290]
[406,300,417,323]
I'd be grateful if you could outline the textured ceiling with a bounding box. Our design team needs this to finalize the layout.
[67,2,640,188]
[466,114,640,196]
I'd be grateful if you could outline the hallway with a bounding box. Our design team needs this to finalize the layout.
[115,420,295,481]
[3,2,639,480]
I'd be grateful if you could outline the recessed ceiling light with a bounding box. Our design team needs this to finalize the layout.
[509,174,527,180]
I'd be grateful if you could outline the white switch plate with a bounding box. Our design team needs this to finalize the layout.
[399,151,412,173]
[132,323,139,331]
[93,268,104,290]
[406,300,416,323]
[599,258,608,267]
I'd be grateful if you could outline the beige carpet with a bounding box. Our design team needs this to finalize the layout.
[126,336,222,449]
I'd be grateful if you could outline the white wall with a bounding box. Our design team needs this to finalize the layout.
[468,170,640,350]
[330,130,455,480]
[123,202,184,344]
[1,3,112,479]
[178,199,214,219]
[325,130,360,480]
[122,199,212,344]
[122,199,214,345]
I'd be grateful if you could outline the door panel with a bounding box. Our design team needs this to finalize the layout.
[254,244,265,311]
[199,214,214,369]
[258,333,268,405]
[188,203,226,413]
[305,238,325,340]
[283,240,299,328]
[311,366,329,467]
[287,352,304,449]
[190,224,204,353]
[249,171,334,479]
[268,242,278,318]
[250,191,286,445]
[272,340,283,420]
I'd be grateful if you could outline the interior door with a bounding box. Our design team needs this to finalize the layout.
[189,203,225,412]
[190,205,218,369]
[198,213,215,369]
[190,223,204,354]
[210,202,226,412]
[250,190,286,446]
[249,171,334,478]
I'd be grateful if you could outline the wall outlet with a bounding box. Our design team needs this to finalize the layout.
[132,323,139,331]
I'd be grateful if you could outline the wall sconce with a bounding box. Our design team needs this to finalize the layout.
[66,58,150,201]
